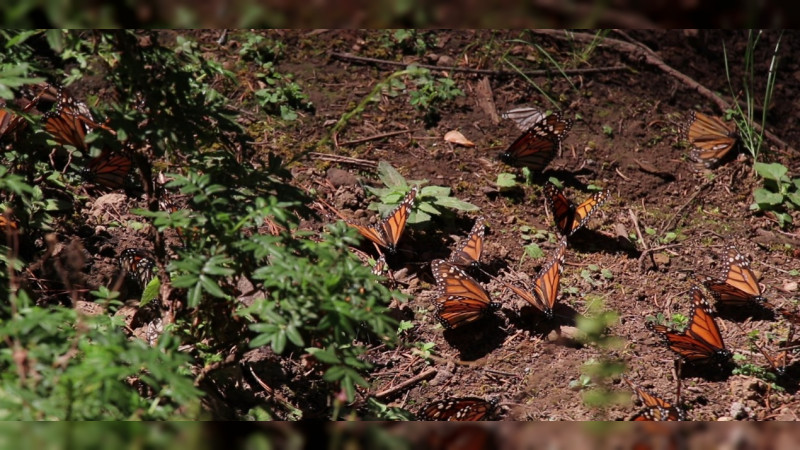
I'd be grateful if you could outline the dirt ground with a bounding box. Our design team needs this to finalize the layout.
[35,30,800,421]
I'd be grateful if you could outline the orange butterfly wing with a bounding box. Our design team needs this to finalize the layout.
[347,186,416,253]
[682,111,738,167]
[448,216,485,268]
[431,259,499,329]
[703,244,765,305]
[647,287,730,363]
[499,113,572,171]
[418,397,497,421]
[506,237,567,320]
[623,377,684,421]
[83,148,132,189]
[544,182,609,236]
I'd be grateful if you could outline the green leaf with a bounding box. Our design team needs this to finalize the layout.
[420,185,450,197]
[752,188,784,208]
[140,277,161,307]
[524,243,543,259]
[376,161,407,189]
[433,196,479,211]
[496,173,517,188]
[307,347,341,364]
[754,162,788,182]
[786,191,800,208]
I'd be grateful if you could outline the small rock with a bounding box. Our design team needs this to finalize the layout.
[730,401,751,420]
[326,168,358,187]
[436,55,455,67]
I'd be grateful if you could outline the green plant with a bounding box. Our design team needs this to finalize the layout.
[413,342,436,360]
[750,162,800,228]
[723,30,782,163]
[574,298,628,413]
[406,66,464,126]
[602,125,613,137]
[253,62,314,121]
[365,161,478,224]
[382,30,431,56]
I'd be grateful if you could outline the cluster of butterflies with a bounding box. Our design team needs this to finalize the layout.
[0,83,133,190]
[648,244,797,369]
[430,181,609,330]
[622,243,799,421]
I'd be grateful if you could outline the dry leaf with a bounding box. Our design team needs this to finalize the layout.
[444,130,474,147]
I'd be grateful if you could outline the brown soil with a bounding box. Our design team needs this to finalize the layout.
[23,30,800,421]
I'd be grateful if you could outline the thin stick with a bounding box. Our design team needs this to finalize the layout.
[338,129,411,146]
[661,182,713,232]
[307,152,378,169]
[331,52,629,77]
[374,367,437,399]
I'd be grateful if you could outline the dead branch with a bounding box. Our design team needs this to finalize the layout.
[338,129,411,146]
[375,367,437,399]
[331,52,629,77]
[531,30,794,154]
[307,152,378,170]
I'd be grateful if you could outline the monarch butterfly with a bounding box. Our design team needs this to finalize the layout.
[348,246,387,276]
[431,259,500,329]
[623,377,685,421]
[119,248,156,288]
[702,244,766,306]
[543,182,610,237]
[681,111,738,168]
[417,397,498,421]
[82,147,132,189]
[0,108,28,143]
[42,87,112,150]
[506,236,567,320]
[448,216,485,269]
[0,215,18,231]
[346,186,417,254]
[502,105,546,132]
[0,87,47,143]
[647,287,731,364]
[499,112,573,171]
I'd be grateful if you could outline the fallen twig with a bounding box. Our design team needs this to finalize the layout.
[531,30,794,154]
[338,129,411,146]
[375,367,437,399]
[660,181,713,232]
[331,52,629,77]
[307,152,378,170]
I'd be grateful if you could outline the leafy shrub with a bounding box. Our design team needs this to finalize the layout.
[365,161,478,224]
[0,30,407,420]
[750,162,800,228]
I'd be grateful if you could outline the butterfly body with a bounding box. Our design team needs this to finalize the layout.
[702,244,766,306]
[507,236,567,320]
[418,397,497,421]
[647,287,731,364]
[347,186,417,254]
[623,377,684,421]
[499,113,572,171]
[543,182,610,237]
[448,216,485,269]
[682,111,738,168]
[431,259,500,329]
